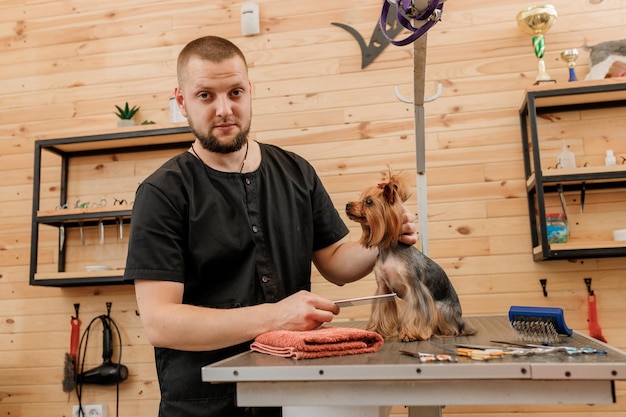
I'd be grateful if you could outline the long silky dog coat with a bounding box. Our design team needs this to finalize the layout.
[346,173,475,341]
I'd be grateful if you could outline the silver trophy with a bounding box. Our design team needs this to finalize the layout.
[561,49,579,82]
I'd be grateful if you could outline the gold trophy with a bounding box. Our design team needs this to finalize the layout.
[561,48,579,82]
[517,5,558,84]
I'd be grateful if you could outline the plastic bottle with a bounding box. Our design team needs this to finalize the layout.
[557,142,576,169]
[605,149,616,166]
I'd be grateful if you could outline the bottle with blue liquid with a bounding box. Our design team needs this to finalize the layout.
[546,213,569,243]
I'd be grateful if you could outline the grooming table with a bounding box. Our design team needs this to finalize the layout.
[202,316,626,417]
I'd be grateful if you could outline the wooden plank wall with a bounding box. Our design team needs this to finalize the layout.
[1,1,625,416]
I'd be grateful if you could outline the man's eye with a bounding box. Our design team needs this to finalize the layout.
[198,92,210,99]
[365,198,373,206]
[232,89,244,97]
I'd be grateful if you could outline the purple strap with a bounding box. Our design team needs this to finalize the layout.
[380,0,445,46]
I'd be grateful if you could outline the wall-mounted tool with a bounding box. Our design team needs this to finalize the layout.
[580,181,586,213]
[117,217,124,241]
[59,223,65,252]
[556,183,568,218]
[74,302,128,417]
[98,220,105,245]
[62,303,81,393]
[79,221,85,245]
[584,278,608,343]
[76,302,128,386]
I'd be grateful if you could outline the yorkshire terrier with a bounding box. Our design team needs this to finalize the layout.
[346,172,475,342]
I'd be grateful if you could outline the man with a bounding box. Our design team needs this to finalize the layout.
[124,36,417,417]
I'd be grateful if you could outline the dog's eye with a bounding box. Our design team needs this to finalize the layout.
[365,198,373,206]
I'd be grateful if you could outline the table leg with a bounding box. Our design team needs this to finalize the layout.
[408,406,442,417]
[283,406,391,417]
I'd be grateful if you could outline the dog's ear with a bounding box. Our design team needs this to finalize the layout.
[387,174,410,203]
[381,182,397,205]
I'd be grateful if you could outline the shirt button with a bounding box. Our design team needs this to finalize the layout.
[261,275,270,283]
[245,178,252,185]
[252,225,259,233]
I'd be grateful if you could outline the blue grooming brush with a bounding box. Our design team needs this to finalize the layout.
[509,306,573,343]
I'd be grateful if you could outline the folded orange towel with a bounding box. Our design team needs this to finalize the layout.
[250,326,384,359]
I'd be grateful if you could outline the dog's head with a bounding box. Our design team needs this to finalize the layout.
[345,173,410,249]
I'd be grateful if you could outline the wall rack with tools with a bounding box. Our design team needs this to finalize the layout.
[519,79,626,261]
[29,126,193,287]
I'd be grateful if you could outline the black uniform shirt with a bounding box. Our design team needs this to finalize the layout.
[124,142,348,417]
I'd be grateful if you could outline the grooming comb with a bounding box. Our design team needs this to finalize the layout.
[508,306,573,344]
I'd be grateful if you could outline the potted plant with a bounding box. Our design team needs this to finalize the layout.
[114,102,140,127]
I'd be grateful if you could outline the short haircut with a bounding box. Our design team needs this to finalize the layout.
[177,36,248,85]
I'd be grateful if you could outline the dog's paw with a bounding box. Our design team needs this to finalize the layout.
[400,334,418,342]
[399,329,431,342]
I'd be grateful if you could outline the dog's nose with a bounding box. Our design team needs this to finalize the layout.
[345,203,351,211]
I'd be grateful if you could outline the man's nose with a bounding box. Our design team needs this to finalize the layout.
[215,95,233,117]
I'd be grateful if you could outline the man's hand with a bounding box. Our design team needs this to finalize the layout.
[399,204,418,246]
[273,290,340,331]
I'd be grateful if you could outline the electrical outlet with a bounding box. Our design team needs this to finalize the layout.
[72,404,107,417]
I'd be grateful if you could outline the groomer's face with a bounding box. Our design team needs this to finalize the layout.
[175,56,252,153]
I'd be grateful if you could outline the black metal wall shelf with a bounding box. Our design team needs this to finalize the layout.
[30,126,193,287]
[519,79,626,261]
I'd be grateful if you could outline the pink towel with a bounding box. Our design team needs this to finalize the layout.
[250,326,384,359]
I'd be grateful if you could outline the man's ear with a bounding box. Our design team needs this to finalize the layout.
[174,87,187,117]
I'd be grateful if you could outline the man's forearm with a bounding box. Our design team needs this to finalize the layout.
[313,240,378,286]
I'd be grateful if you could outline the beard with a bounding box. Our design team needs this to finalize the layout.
[189,117,250,154]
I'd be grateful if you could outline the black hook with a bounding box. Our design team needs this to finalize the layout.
[106,301,112,318]
[539,278,548,297]
[584,277,594,295]
[73,303,80,320]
